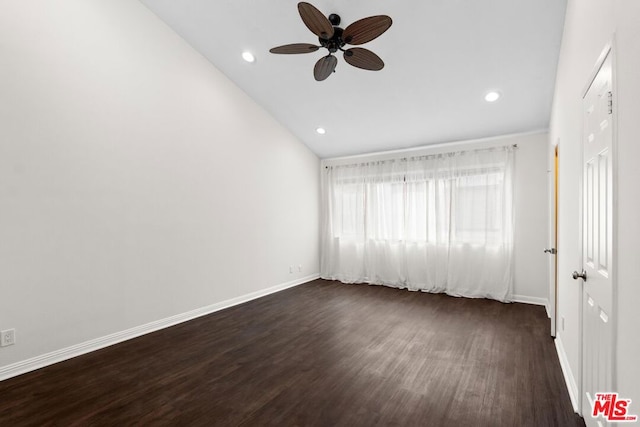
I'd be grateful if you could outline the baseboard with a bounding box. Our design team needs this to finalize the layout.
[554,336,580,413]
[512,294,549,307]
[545,303,551,319]
[0,274,320,382]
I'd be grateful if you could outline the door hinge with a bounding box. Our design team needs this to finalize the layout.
[607,91,613,114]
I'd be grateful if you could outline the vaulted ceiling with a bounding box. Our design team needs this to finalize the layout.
[140,0,567,158]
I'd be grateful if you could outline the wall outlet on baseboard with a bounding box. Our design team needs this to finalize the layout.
[1,329,16,347]
[298,264,302,272]
[289,265,293,274]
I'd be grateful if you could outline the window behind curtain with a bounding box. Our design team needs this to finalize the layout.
[331,166,507,245]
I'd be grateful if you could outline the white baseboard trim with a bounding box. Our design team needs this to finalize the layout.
[0,274,320,382]
[512,294,549,307]
[545,303,551,319]
[554,336,580,413]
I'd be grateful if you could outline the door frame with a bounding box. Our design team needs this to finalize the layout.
[549,144,558,338]
[578,40,618,417]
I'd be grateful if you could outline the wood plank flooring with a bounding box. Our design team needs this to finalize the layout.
[0,279,584,426]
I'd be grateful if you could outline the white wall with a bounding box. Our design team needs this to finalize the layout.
[511,133,550,303]
[322,131,550,303]
[550,0,640,412]
[0,0,319,371]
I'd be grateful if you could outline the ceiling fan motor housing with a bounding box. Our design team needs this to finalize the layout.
[319,25,346,53]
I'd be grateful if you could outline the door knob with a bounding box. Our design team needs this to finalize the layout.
[544,248,557,254]
[572,270,587,281]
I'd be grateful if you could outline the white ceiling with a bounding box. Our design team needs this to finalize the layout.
[139,0,567,159]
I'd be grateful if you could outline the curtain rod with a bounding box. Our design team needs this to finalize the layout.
[324,144,517,169]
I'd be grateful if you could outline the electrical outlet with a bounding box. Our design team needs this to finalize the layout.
[298,264,302,272]
[289,265,293,274]
[1,329,15,347]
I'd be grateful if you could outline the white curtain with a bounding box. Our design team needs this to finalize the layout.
[320,146,515,302]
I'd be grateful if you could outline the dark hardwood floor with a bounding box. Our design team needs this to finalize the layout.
[0,279,584,426]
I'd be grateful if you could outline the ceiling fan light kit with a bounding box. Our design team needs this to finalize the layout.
[269,2,392,81]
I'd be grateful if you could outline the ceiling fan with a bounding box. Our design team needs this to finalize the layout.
[269,2,392,81]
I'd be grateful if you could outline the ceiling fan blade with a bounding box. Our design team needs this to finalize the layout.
[314,55,337,81]
[343,48,384,71]
[343,15,392,45]
[269,43,320,54]
[298,2,334,40]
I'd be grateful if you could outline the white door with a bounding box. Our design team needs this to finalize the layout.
[579,50,614,427]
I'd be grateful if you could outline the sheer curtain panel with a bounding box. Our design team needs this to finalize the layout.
[320,146,515,302]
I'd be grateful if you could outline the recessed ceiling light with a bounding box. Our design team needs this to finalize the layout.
[316,127,326,135]
[242,51,255,63]
[484,91,501,102]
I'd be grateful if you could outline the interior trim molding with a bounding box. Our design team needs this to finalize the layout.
[512,295,548,307]
[554,336,580,413]
[0,274,320,382]
[323,129,548,163]
[545,303,551,319]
